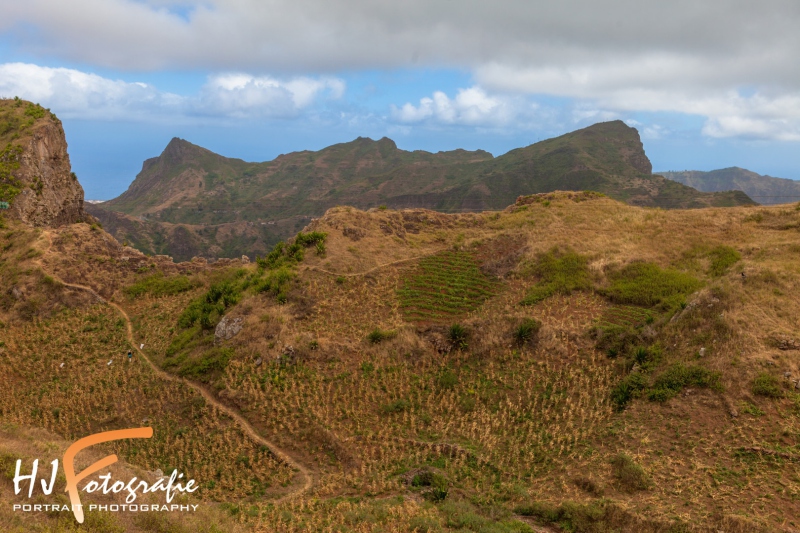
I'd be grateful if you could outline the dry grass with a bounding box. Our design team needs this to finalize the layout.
[4,195,800,531]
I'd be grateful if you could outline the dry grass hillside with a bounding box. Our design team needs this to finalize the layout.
[2,192,800,532]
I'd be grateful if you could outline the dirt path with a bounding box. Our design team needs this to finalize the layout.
[37,231,313,502]
[301,253,431,278]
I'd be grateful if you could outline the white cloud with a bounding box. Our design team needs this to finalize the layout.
[3,1,798,140]
[0,63,344,121]
[391,87,530,128]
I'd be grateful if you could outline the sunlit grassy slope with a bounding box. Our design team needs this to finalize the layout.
[4,192,800,532]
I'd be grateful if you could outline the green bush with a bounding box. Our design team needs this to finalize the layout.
[411,471,449,502]
[513,501,562,522]
[610,453,650,492]
[610,372,648,411]
[448,323,468,349]
[441,500,532,533]
[124,273,196,298]
[254,266,294,303]
[0,144,24,204]
[367,328,395,344]
[752,373,783,398]
[436,369,458,390]
[294,231,328,247]
[521,248,592,305]
[513,318,542,345]
[381,398,410,414]
[708,245,741,277]
[256,238,309,270]
[604,262,701,310]
[178,279,241,330]
[172,347,234,381]
[648,363,721,402]
[23,103,46,119]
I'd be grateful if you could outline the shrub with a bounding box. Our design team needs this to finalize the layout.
[176,347,234,381]
[124,273,196,298]
[604,262,701,310]
[294,231,327,247]
[648,363,721,402]
[178,279,241,330]
[367,328,395,344]
[752,373,782,398]
[254,266,294,303]
[256,237,314,270]
[448,323,468,349]
[610,453,650,492]
[513,318,542,345]
[521,248,592,305]
[610,372,648,411]
[381,398,410,414]
[411,471,449,502]
[514,501,562,522]
[708,245,741,277]
[436,369,458,390]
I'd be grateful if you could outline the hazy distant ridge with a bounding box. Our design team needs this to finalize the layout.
[659,167,800,206]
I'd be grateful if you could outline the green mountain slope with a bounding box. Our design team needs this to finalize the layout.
[92,121,755,260]
[659,167,800,206]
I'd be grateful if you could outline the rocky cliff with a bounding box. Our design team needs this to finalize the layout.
[0,98,87,227]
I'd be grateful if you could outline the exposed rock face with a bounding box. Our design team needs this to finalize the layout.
[215,316,243,342]
[8,118,87,227]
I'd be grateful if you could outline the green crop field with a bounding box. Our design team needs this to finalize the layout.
[596,305,653,329]
[398,251,500,322]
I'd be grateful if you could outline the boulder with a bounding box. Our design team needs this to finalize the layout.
[215,316,243,342]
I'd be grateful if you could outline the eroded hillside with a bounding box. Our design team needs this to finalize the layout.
[3,194,800,532]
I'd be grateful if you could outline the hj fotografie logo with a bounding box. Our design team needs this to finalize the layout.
[12,428,198,523]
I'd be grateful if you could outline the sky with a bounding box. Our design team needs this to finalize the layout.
[1,1,799,200]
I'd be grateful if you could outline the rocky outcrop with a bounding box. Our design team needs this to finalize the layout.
[6,114,87,227]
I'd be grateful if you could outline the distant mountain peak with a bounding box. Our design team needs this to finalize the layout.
[160,137,212,165]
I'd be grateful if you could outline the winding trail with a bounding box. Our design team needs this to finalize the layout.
[36,231,313,503]
[301,253,433,278]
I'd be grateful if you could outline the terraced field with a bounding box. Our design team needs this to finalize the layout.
[596,305,654,329]
[398,251,501,323]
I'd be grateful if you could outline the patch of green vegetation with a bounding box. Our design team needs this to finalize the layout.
[520,248,592,305]
[610,372,648,411]
[603,262,701,310]
[436,369,458,390]
[610,453,650,492]
[164,345,234,382]
[294,230,327,247]
[367,328,396,344]
[124,272,197,298]
[410,470,449,502]
[0,144,24,204]
[708,245,741,277]
[610,362,720,409]
[380,398,410,414]
[253,266,294,304]
[448,323,468,350]
[513,318,542,345]
[441,499,532,533]
[752,372,783,398]
[514,499,685,533]
[23,103,47,120]
[178,275,244,330]
[398,251,499,322]
[165,232,327,380]
[647,363,722,402]
[594,305,653,330]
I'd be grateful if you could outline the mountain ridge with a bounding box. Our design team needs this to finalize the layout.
[91,121,755,260]
[659,167,800,205]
